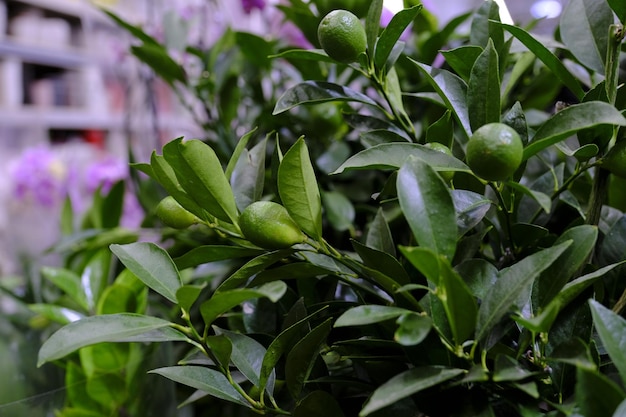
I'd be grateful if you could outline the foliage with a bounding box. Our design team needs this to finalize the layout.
[33,0,626,416]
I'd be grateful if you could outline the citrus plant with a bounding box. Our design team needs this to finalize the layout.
[34,0,626,416]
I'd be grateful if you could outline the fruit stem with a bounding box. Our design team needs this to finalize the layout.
[585,167,610,227]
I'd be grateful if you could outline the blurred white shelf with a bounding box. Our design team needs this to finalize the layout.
[0,37,90,67]
[0,107,123,129]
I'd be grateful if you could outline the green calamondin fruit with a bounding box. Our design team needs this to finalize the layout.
[317,9,367,63]
[603,139,626,178]
[239,201,307,249]
[156,196,199,229]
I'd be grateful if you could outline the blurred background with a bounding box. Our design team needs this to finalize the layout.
[0,0,568,415]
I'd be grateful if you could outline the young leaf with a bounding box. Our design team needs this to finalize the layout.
[38,314,185,366]
[476,241,571,343]
[469,0,503,51]
[131,44,186,86]
[29,304,85,325]
[176,285,205,314]
[523,101,626,161]
[110,242,181,304]
[360,366,464,416]
[411,60,472,138]
[366,208,396,256]
[150,366,251,407]
[560,0,614,74]
[440,46,483,82]
[438,259,478,345]
[366,0,384,58]
[394,313,433,346]
[333,142,469,174]
[352,240,410,285]
[589,300,626,385]
[467,38,501,132]
[374,5,422,71]
[225,127,258,181]
[397,156,457,260]
[273,81,379,115]
[200,281,287,327]
[41,267,89,312]
[335,305,411,327]
[322,190,355,232]
[285,318,333,399]
[278,138,323,240]
[231,138,267,212]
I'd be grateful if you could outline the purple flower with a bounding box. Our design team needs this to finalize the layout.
[9,147,67,207]
[85,156,128,194]
[241,0,266,14]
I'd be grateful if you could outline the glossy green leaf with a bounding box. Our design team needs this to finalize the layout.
[335,305,411,327]
[492,355,532,382]
[231,138,267,212]
[174,245,262,270]
[366,208,396,256]
[560,0,613,74]
[455,259,498,300]
[399,246,441,286]
[333,142,469,174]
[322,190,355,232]
[360,366,464,416]
[150,366,250,407]
[575,367,626,417]
[29,304,85,325]
[498,23,585,100]
[451,190,492,236]
[97,283,139,315]
[225,128,257,180]
[440,46,482,82]
[507,182,552,214]
[273,81,379,115]
[110,242,181,303]
[549,338,597,370]
[533,226,597,308]
[411,60,471,137]
[131,44,186,86]
[41,267,89,312]
[374,5,422,71]
[476,241,571,343]
[176,285,205,314]
[269,48,336,63]
[286,318,333,399]
[352,240,410,285]
[216,249,295,292]
[278,137,323,239]
[438,258,478,344]
[204,335,232,370]
[366,0,384,58]
[394,313,432,346]
[608,0,626,23]
[38,313,183,366]
[173,139,239,225]
[294,390,345,417]
[469,0,503,50]
[397,156,457,260]
[215,327,272,392]
[524,101,626,161]
[589,300,626,385]
[468,38,501,131]
[201,281,286,327]
[86,373,127,408]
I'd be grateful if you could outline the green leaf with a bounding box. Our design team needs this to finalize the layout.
[216,249,295,292]
[467,38,501,132]
[294,390,345,417]
[374,5,422,71]
[333,142,469,174]
[215,327,271,392]
[130,44,186,86]
[411,60,471,138]
[322,190,355,232]
[29,304,85,325]
[41,267,89,312]
[560,0,614,74]
[399,246,441,286]
[225,127,257,183]
[176,285,205,314]
[174,245,263,270]
[102,9,160,45]
[231,138,267,212]
[575,367,626,417]
[426,110,454,147]
[200,281,287,327]
[523,101,626,161]
[352,240,410,285]
[335,305,411,327]
[366,0,384,58]
[533,226,598,308]
[438,258,478,344]
[286,318,333,399]
[360,366,464,416]
[397,156,457,260]
[278,138,323,239]
[172,139,239,225]
[440,46,483,82]
[150,366,250,407]
[451,190,492,236]
[269,48,336,63]
[498,23,585,100]
[608,0,626,24]
[476,241,571,343]
[492,355,533,382]
[110,242,181,304]
[273,81,379,115]
[507,182,552,214]
[38,313,184,366]
[366,208,396,256]
[394,313,432,346]
[205,335,232,371]
[589,300,626,385]
[469,0,504,51]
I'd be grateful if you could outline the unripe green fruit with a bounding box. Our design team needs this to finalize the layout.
[603,140,626,178]
[239,201,306,249]
[318,9,367,63]
[425,142,455,182]
[466,123,523,182]
[156,196,198,229]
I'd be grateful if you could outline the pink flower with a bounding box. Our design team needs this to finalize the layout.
[241,0,266,14]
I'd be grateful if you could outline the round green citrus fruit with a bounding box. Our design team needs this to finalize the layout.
[239,201,306,249]
[425,142,455,182]
[156,196,198,229]
[318,9,367,63]
[466,123,523,181]
[603,140,626,178]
